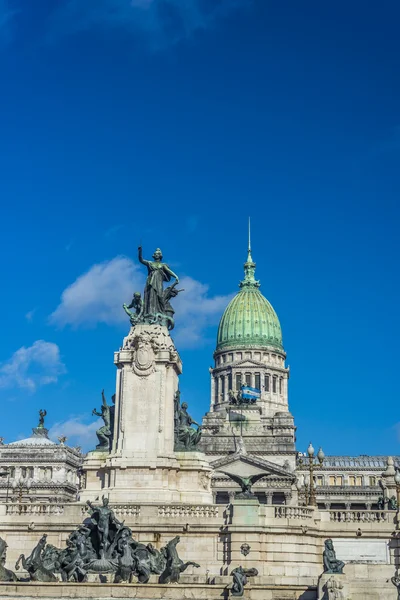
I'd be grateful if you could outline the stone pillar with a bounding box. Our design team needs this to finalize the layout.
[113,324,181,461]
[224,374,229,402]
[210,369,215,409]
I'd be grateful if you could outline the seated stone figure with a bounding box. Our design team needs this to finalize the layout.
[323,539,345,574]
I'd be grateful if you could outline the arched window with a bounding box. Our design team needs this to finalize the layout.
[264,375,270,392]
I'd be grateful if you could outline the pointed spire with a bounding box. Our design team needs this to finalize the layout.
[240,217,260,289]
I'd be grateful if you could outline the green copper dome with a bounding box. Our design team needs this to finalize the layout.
[216,247,283,352]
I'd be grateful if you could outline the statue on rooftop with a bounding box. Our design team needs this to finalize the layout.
[174,390,202,451]
[323,539,345,574]
[219,471,266,499]
[38,409,47,428]
[92,389,115,452]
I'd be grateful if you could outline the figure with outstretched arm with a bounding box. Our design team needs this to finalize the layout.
[92,390,112,452]
[138,246,179,316]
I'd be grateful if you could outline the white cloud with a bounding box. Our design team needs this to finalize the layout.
[50,256,234,347]
[173,276,234,346]
[50,256,144,328]
[49,416,101,450]
[0,340,66,392]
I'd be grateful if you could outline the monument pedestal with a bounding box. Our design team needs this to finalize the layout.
[318,573,348,600]
[81,323,212,504]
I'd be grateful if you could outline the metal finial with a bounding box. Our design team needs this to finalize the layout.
[248,217,251,252]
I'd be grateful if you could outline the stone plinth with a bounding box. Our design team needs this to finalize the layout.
[0,581,317,599]
[318,573,347,599]
[175,452,213,504]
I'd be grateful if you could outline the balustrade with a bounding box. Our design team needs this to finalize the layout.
[328,509,391,523]
[274,506,313,519]
[6,503,64,515]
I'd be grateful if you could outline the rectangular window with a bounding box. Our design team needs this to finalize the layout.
[221,377,225,397]
[369,476,376,486]
[245,373,251,386]
[254,352,261,361]
[329,476,335,486]
[236,352,242,360]
[356,476,362,486]
[349,476,355,486]
[265,375,270,392]
[316,476,323,487]
[235,373,242,391]
[228,374,232,391]
[223,355,226,363]
[215,378,219,402]
[279,378,283,394]
[336,476,343,486]
[254,373,260,390]
[272,376,277,393]
[229,354,233,362]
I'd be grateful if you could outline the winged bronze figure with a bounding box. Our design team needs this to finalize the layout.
[220,471,267,498]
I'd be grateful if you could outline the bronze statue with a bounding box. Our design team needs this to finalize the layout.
[392,572,400,599]
[323,539,345,574]
[137,246,181,329]
[38,409,47,428]
[389,495,398,510]
[92,389,115,452]
[158,536,199,584]
[0,538,17,582]
[174,391,202,451]
[123,292,144,326]
[10,498,198,582]
[231,566,259,596]
[86,496,121,556]
[220,471,266,499]
[15,534,58,582]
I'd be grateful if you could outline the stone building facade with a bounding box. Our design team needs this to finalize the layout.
[0,421,83,505]
[201,242,398,511]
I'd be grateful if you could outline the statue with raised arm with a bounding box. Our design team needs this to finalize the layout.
[174,391,202,451]
[123,292,144,326]
[138,246,180,328]
[38,409,47,428]
[86,496,121,557]
[92,390,114,452]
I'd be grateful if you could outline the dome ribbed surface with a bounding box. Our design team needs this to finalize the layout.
[216,245,283,351]
[217,287,283,351]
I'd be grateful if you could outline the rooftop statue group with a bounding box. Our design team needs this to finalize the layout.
[7,497,199,584]
[123,246,183,331]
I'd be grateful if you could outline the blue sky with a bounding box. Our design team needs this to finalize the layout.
[0,0,399,456]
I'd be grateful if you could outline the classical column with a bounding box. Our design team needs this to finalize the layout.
[225,374,229,402]
[210,369,215,408]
